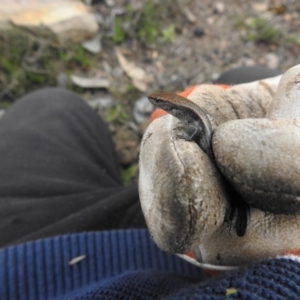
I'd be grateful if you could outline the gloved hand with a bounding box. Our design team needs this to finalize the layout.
[139,65,300,268]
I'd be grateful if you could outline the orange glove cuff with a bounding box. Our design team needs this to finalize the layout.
[149,84,230,123]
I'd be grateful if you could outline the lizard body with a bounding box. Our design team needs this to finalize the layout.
[148,91,213,158]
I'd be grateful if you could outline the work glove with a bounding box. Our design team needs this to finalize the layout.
[139,65,300,269]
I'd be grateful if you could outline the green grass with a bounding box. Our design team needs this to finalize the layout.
[286,31,300,45]
[112,1,176,45]
[162,24,176,43]
[0,2,177,106]
[105,103,129,123]
[0,101,12,109]
[0,29,96,103]
[136,2,159,45]
[236,16,300,46]
[121,164,138,185]
[113,17,126,43]
[248,18,281,44]
[237,17,282,44]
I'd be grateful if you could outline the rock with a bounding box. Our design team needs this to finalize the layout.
[252,3,268,13]
[0,0,98,46]
[193,27,205,38]
[243,58,255,67]
[111,66,124,79]
[133,96,154,124]
[214,2,225,14]
[56,73,69,88]
[105,0,115,7]
[82,34,102,54]
[88,97,114,109]
[94,13,104,25]
[206,16,215,26]
[265,53,279,69]
[70,75,110,89]
[210,72,220,81]
[283,13,292,22]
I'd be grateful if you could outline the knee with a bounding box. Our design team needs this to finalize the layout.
[18,87,87,113]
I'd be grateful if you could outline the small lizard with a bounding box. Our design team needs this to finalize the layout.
[148,91,249,237]
[148,91,213,158]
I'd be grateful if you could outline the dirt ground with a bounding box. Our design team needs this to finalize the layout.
[1,0,300,184]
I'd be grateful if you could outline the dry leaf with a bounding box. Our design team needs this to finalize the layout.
[71,75,110,88]
[183,7,196,23]
[115,48,153,92]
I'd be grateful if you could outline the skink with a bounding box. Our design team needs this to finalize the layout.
[148,91,213,158]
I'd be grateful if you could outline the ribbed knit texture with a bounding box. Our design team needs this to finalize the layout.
[1,229,300,300]
[164,258,300,300]
[0,230,206,300]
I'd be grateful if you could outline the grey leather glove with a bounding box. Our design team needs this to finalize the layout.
[139,65,300,269]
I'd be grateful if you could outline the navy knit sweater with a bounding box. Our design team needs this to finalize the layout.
[1,229,300,300]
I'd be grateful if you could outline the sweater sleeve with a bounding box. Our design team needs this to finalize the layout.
[0,229,207,300]
[1,230,300,300]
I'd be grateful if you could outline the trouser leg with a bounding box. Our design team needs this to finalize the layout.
[0,88,145,247]
[215,66,281,85]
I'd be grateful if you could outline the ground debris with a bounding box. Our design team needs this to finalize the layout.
[71,75,110,89]
[115,48,154,92]
[226,288,237,296]
[183,7,197,23]
[69,255,86,265]
[82,35,102,54]
[0,0,98,46]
